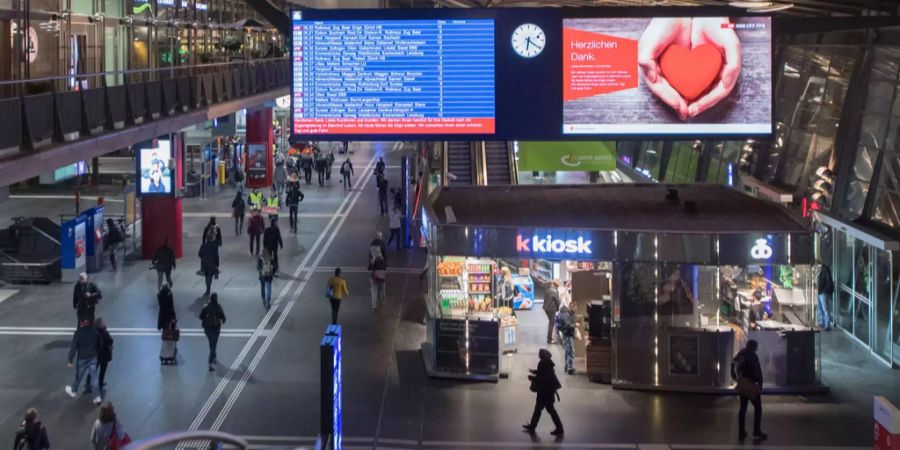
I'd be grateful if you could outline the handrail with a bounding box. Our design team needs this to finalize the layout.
[442,141,449,187]
[123,430,249,450]
[478,141,488,186]
[0,57,287,87]
[507,141,518,185]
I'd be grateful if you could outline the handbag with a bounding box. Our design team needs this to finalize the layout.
[108,423,132,450]
[326,285,334,300]
[529,376,539,393]
[735,377,761,398]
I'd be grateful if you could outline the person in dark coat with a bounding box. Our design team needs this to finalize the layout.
[733,339,766,441]
[203,217,223,247]
[523,348,563,435]
[231,191,246,237]
[198,240,219,297]
[66,319,103,405]
[247,209,265,256]
[152,238,176,290]
[200,294,227,371]
[543,281,561,344]
[376,175,389,215]
[104,218,125,270]
[95,318,113,388]
[285,174,304,234]
[157,283,176,331]
[73,273,102,324]
[14,408,50,450]
[263,217,283,274]
[816,265,834,330]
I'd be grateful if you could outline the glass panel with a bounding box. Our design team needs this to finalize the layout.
[874,249,892,361]
[836,231,852,289]
[893,253,900,366]
[854,240,871,297]
[865,81,896,114]
[838,288,853,330]
[860,114,889,151]
[873,190,900,229]
[870,48,900,81]
[854,298,870,345]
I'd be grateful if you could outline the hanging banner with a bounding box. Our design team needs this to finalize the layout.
[517,141,616,171]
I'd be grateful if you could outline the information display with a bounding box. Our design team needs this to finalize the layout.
[137,140,173,195]
[292,12,496,135]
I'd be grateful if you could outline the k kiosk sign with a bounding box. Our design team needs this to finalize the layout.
[436,226,614,261]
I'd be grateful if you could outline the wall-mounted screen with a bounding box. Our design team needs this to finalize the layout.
[138,140,173,195]
[562,16,771,135]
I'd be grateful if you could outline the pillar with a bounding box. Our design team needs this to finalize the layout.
[141,134,184,258]
[245,107,274,189]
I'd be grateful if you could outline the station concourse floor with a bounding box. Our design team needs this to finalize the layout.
[0,142,896,450]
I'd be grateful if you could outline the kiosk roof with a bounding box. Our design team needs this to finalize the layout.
[429,184,809,234]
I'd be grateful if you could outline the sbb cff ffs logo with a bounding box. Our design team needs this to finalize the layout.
[516,234,592,255]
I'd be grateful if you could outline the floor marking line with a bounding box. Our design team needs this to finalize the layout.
[9,195,124,202]
[183,212,343,219]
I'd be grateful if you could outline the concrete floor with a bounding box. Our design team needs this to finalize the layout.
[0,143,895,450]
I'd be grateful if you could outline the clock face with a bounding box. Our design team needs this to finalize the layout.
[511,23,545,58]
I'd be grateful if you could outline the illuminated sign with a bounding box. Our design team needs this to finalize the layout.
[516,233,592,255]
[321,325,342,450]
[750,238,773,260]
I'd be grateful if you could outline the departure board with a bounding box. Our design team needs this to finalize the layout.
[291,13,496,135]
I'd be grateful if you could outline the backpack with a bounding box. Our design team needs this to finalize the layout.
[261,257,274,278]
[14,427,31,450]
[369,245,384,264]
[202,306,222,328]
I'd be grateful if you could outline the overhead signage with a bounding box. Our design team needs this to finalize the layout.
[517,141,616,171]
[719,233,787,265]
[750,238,773,260]
[516,233,592,255]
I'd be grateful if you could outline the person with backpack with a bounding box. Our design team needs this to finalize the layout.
[732,339,766,441]
[522,349,563,436]
[231,191,245,237]
[247,208,264,256]
[73,273,102,324]
[263,216,283,274]
[152,238,176,290]
[555,303,577,374]
[326,268,350,324]
[203,217,223,247]
[90,401,130,450]
[258,249,276,310]
[340,157,354,191]
[369,252,387,312]
[66,319,103,405]
[369,232,388,267]
[200,293,226,371]
[543,281,562,344]
[285,174,304,234]
[14,408,50,450]
[817,265,834,330]
[104,218,125,270]
[95,318,113,389]
[198,239,219,297]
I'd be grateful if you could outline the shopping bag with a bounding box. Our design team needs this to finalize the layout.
[108,423,133,450]
[735,377,761,398]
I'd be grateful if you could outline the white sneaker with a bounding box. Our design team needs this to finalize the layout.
[65,386,76,398]
[93,396,102,405]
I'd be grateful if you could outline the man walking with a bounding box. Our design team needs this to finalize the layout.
[340,157,354,191]
[273,160,287,204]
[733,340,766,441]
[152,238,176,289]
[247,208,264,256]
[543,281,561,344]
[200,293,226,372]
[231,191,245,236]
[66,319,103,405]
[263,216,283,274]
[73,273,102,324]
[376,175,389,215]
[198,239,219,297]
[816,265,834,330]
[286,176,304,234]
[387,205,403,251]
[556,303,577,374]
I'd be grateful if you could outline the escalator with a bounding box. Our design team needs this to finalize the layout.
[483,141,514,185]
[445,142,474,186]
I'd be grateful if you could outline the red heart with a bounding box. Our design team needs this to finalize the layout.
[659,43,723,102]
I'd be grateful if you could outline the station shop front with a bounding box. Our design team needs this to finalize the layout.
[421,184,823,393]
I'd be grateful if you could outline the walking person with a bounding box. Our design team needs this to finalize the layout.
[152,238,176,289]
[326,268,350,324]
[522,349,564,435]
[543,281,561,344]
[370,232,388,267]
[200,293,226,371]
[14,408,50,450]
[73,273,102,324]
[325,150,335,181]
[198,239,219,297]
[556,303,577,374]
[203,217,223,247]
[375,156,386,178]
[258,249,275,310]
[103,218,125,270]
[376,175,389,215]
[301,152,313,185]
[369,253,387,312]
[733,340,767,441]
[816,264,834,330]
[315,152,327,186]
[96,318,113,389]
[157,283,176,332]
[387,206,403,251]
[286,175,304,234]
[340,157,354,191]
[231,191,245,236]
[263,216,283,274]
[247,208,264,256]
[248,187,263,210]
[232,163,245,194]
[91,401,131,450]
[274,160,287,204]
[66,319,103,405]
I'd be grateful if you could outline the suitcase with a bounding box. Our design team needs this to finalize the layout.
[160,339,178,365]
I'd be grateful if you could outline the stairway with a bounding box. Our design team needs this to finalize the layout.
[446,142,473,185]
[484,141,512,185]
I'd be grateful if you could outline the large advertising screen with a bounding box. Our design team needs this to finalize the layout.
[562,16,771,135]
[138,140,173,195]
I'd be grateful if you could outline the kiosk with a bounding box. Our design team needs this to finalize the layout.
[422,184,822,393]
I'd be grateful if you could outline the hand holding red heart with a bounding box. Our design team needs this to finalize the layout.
[638,17,742,120]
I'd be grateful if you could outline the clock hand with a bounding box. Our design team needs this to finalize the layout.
[525,37,532,50]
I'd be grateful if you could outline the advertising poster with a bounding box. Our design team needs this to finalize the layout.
[138,140,173,195]
[562,17,771,135]
[247,143,267,180]
[669,335,699,376]
[517,141,616,172]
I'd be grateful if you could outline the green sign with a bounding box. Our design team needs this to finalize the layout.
[517,141,616,172]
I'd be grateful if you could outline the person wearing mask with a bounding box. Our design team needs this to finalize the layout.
[522,349,563,435]
[157,283,176,332]
[248,188,263,210]
[340,158,354,191]
[152,238,176,289]
[103,218,125,270]
[285,175,305,234]
[543,281,561,344]
[376,175,389,215]
[816,264,834,330]
[66,319,103,405]
[387,206,403,251]
[369,251,387,312]
[556,303,577,375]
[95,318,113,389]
[247,208,265,256]
[73,273,102,324]
[733,340,766,441]
[273,161,287,204]
[231,191,245,237]
[257,249,276,310]
[14,408,50,450]
[263,216,283,274]
[326,268,350,324]
[200,293,226,371]
[198,239,219,297]
[91,401,130,450]
[375,157,386,178]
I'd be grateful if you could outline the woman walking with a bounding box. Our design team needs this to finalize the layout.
[200,294,226,371]
[522,349,564,436]
[91,401,129,450]
[326,268,350,324]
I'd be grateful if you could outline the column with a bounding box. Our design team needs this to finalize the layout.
[141,134,184,258]
[245,107,274,189]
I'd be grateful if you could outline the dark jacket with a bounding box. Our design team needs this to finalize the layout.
[369,238,387,266]
[200,302,226,330]
[157,289,176,331]
[198,241,219,274]
[68,325,100,363]
[375,160,385,175]
[817,265,834,295]
[531,358,562,403]
[732,348,763,386]
[341,160,354,175]
[376,177,388,197]
[73,282,101,320]
[556,306,575,337]
[286,186,304,207]
[543,288,560,317]
[232,195,246,217]
[263,225,283,250]
[15,421,50,450]
[203,223,222,246]
[153,244,176,271]
[98,327,114,363]
[247,215,265,235]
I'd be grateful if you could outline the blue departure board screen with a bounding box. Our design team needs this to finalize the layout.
[292,12,496,135]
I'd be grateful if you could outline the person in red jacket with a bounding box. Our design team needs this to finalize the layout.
[246,208,265,256]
